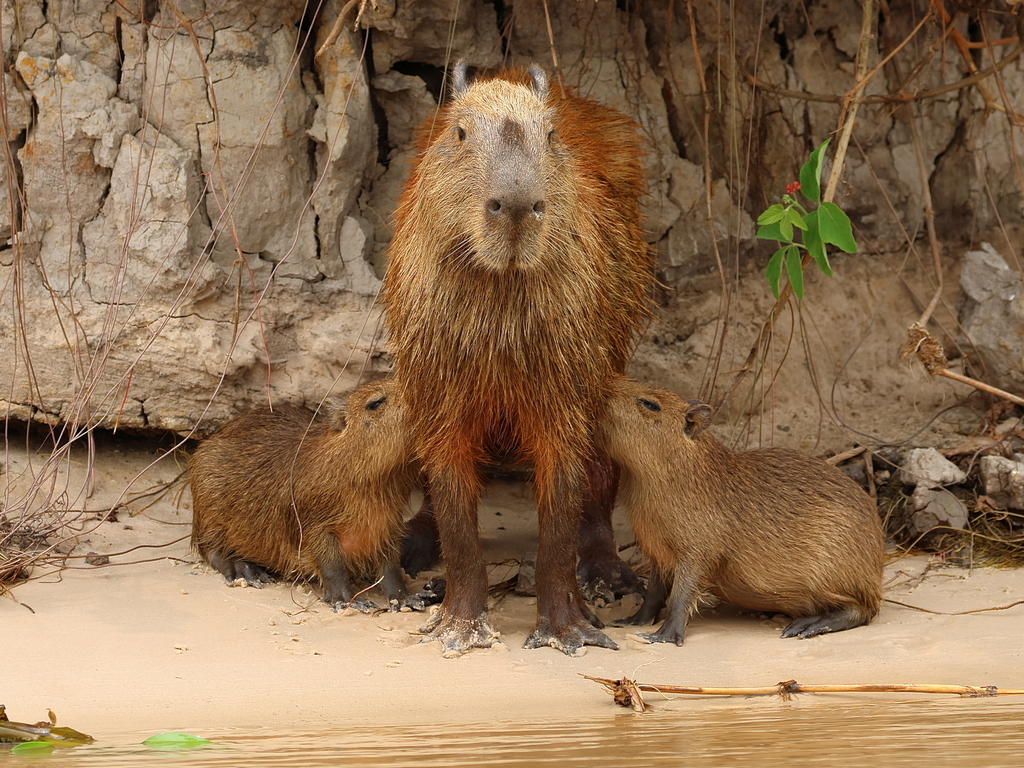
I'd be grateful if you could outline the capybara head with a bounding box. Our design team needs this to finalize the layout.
[417,61,568,272]
[328,379,413,478]
[598,378,713,471]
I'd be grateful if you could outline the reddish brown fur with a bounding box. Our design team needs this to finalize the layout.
[598,378,885,643]
[383,64,652,654]
[189,380,417,610]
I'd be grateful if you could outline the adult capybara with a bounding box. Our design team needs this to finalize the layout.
[382,61,653,656]
[598,378,885,644]
[189,380,423,612]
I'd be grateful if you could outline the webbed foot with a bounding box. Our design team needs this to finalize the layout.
[388,586,438,613]
[635,628,686,646]
[523,617,619,656]
[577,555,642,605]
[210,553,275,589]
[781,608,869,638]
[330,595,379,613]
[419,609,500,658]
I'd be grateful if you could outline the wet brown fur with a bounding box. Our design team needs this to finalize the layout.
[383,64,652,653]
[189,380,417,607]
[598,379,885,642]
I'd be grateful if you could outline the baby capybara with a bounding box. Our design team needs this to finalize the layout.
[189,380,421,612]
[382,61,653,656]
[597,379,884,644]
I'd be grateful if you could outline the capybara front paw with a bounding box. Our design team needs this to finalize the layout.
[635,626,686,646]
[331,596,379,613]
[577,557,642,605]
[419,610,500,658]
[216,557,275,588]
[781,614,836,638]
[523,619,619,656]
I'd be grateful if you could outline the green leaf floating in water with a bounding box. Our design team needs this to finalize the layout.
[10,741,54,755]
[143,732,213,750]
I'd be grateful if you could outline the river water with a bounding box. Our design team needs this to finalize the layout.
[12,697,1024,767]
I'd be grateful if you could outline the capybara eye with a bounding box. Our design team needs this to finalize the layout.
[639,398,661,413]
[365,396,387,411]
[456,125,467,142]
[547,130,557,143]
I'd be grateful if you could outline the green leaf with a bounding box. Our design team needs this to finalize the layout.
[785,207,807,231]
[143,732,212,751]
[756,204,786,225]
[802,210,832,276]
[756,221,785,242]
[11,742,54,755]
[779,216,793,242]
[765,248,786,299]
[785,244,805,299]
[799,138,831,204]
[818,201,857,252]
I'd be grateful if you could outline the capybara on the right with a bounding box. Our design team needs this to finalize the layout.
[598,378,884,645]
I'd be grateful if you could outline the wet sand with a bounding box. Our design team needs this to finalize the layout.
[4,443,1024,739]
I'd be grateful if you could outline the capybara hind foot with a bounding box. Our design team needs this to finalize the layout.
[577,554,642,605]
[389,591,433,612]
[208,551,275,588]
[330,595,379,613]
[395,579,445,611]
[781,608,871,638]
[635,608,688,645]
[523,617,619,656]
[420,609,500,658]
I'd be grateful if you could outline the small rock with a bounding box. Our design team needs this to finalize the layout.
[910,487,969,534]
[958,243,1024,393]
[84,552,110,566]
[899,448,966,487]
[980,456,1024,510]
[515,551,537,596]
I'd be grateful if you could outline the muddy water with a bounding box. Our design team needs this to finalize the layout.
[16,698,1024,766]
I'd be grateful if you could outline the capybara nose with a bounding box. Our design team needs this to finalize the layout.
[485,192,546,222]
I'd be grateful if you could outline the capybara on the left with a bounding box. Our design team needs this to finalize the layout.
[189,379,423,612]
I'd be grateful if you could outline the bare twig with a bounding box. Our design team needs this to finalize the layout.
[315,0,365,59]
[584,675,1024,710]
[884,597,1024,616]
[744,41,1024,107]
[901,323,1024,408]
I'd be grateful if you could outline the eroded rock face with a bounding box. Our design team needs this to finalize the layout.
[0,0,1019,436]
[959,244,1024,394]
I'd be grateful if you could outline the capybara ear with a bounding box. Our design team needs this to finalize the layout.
[527,64,548,100]
[683,400,713,438]
[451,59,470,99]
[326,397,348,431]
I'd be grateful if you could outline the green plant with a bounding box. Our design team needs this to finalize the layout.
[755,139,858,299]
[143,732,213,750]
